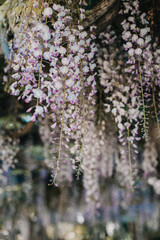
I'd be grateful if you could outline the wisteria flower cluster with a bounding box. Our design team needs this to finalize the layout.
[97,25,140,190]
[120,0,160,140]
[96,0,160,192]
[7,0,97,184]
[1,0,160,210]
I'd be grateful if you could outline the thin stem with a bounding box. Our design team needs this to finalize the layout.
[127,111,134,192]
[152,80,160,137]
[98,88,102,132]
[51,1,79,184]
[53,83,66,183]
[36,17,47,106]
[138,59,148,140]
[36,45,43,107]
[38,47,44,89]
[53,15,72,183]
[77,62,85,179]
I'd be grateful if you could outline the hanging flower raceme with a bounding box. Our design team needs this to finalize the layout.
[6,1,97,184]
[150,41,160,138]
[98,126,118,179]
[82,123,101,211]
[39,117,72,186]
[97,25,141,190]
[120,0,155,140]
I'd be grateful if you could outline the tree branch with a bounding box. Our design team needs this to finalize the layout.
[17,121,34,137]
[83,0,119,34]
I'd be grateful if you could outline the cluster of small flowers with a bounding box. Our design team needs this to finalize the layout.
[9,1,97,120]
[71,116,137,208]
[142,140,158,177]
[98,25,140,157]
[69,100,95,172]
[98,122,117,178]
[121,7,151,59]
[6,1,97,183]
[148,177,160,195]
[98,27,125,140]
[38,117,72,186]
[116,144,138,190]
[97,23,145,190]
[143,140,160,195]
[0,135,19,184]
[152,42,160,133]
[3,0,160,202]
[82,123,101,210]
[38,117,55,169]
[153,45,160,86]
[121,0,154,139]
